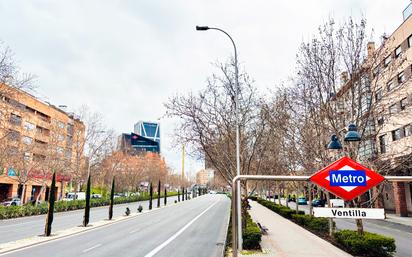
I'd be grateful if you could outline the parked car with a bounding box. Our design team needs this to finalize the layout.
[63,192,86,201]
[311,198,326,207]
[287,195,296,202]
[1,197,21,206]
[209,190,217,194]
[297,197,307,205]
[91,193,102,199]
[330,199,344,208]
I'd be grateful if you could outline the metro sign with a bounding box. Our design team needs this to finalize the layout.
[310,157,385,201]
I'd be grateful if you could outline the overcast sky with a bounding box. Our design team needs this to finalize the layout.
[0,0,409,177]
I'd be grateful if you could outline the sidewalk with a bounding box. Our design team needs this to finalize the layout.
[386,213,412,227]
[247,200,352,257]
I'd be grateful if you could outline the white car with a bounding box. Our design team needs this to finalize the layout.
[1,197,21,206]
[63,192,86,201]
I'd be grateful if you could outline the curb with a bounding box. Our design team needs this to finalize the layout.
[219,197,231,257]
[0,195,203,255]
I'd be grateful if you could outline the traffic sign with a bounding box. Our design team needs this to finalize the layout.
[310,157,385,201]
[313,207,385,219]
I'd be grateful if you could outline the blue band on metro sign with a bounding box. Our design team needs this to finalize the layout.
[329,170,366,186]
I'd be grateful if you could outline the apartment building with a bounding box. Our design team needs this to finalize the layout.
[196,169,214,186]
[0,83,85,204]
[332,5,412,216]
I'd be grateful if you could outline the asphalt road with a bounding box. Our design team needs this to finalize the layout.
[277,199,412,257]
[1,194,230,257]
[0,195,178,244]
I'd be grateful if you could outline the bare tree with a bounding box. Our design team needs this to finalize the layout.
[165,60,269,187]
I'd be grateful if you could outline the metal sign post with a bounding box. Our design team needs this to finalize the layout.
[231,174,412,257]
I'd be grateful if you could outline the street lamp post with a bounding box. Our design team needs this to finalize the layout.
[196,25,243,249]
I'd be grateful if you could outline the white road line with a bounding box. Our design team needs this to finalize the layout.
[129,228,141,234]
[82,243,102,253]
[143,199,220,257]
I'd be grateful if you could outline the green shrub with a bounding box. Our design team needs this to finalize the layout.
[248,196,258,201]
[334,230,396,257]
[292,214,329,233]
[242,213,262,250]
[0,191,178,220]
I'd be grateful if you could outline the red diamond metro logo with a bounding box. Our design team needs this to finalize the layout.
[310,157,385,201]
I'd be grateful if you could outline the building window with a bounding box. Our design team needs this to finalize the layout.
[9,113,22,125]
[372,65,381,78]
[23,121,35,131]
[400,97,408,110]
[57,134,65,141]
[36,126,50,136]
[389,103,398,114]
[387,79,395,92]
[395,46,402,58]
[8,130,20,141]
[379,135,386,154]
[377,116,384,126]
[65,150,72,159]
[405,124,412,137]
[67,124,74,135]
[375,89,382,102]
[57,121,65,129]
[384,56,392,67]
[392,129,401,141]
[409,35,412,47]
[397,71,406,84]
[56,147,64,154]
[23,152,31,161]
[22,136,33,145]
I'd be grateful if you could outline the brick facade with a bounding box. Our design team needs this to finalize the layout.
[393,182,408,217]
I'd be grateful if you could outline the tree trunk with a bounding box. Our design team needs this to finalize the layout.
[326,192,333,236]
[308,183,313,216]
[295,186,299,213]
[21,183,26,205]
[36,185,45,204]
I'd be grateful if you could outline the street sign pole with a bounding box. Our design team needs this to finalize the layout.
[230,174,412,257]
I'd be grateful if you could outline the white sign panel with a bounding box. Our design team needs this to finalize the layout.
[313,207,385,219]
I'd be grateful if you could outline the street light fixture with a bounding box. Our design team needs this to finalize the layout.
[196,25,243,249]
[327,134,342,150]
[344,123,361,142]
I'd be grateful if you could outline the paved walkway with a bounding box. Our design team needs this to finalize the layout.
[386,213,412,227]
[247,200,352,257]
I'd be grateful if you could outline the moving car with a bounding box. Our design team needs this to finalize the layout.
[297,197,307,205]
[1,197,21,206]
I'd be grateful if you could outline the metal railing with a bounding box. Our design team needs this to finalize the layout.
[231,175,412,257]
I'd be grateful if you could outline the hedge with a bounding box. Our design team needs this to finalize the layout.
[334,230,396,257]
[250,197,396,257]
[243,212,262,250]
[291,213,329,233]
[0,191,178,220]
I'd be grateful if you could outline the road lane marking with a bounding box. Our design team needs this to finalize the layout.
[82,243,102,253]
[129,228,141,234]
[143,199,220,257]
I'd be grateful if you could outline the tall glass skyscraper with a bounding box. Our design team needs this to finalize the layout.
[134,121,161,150]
